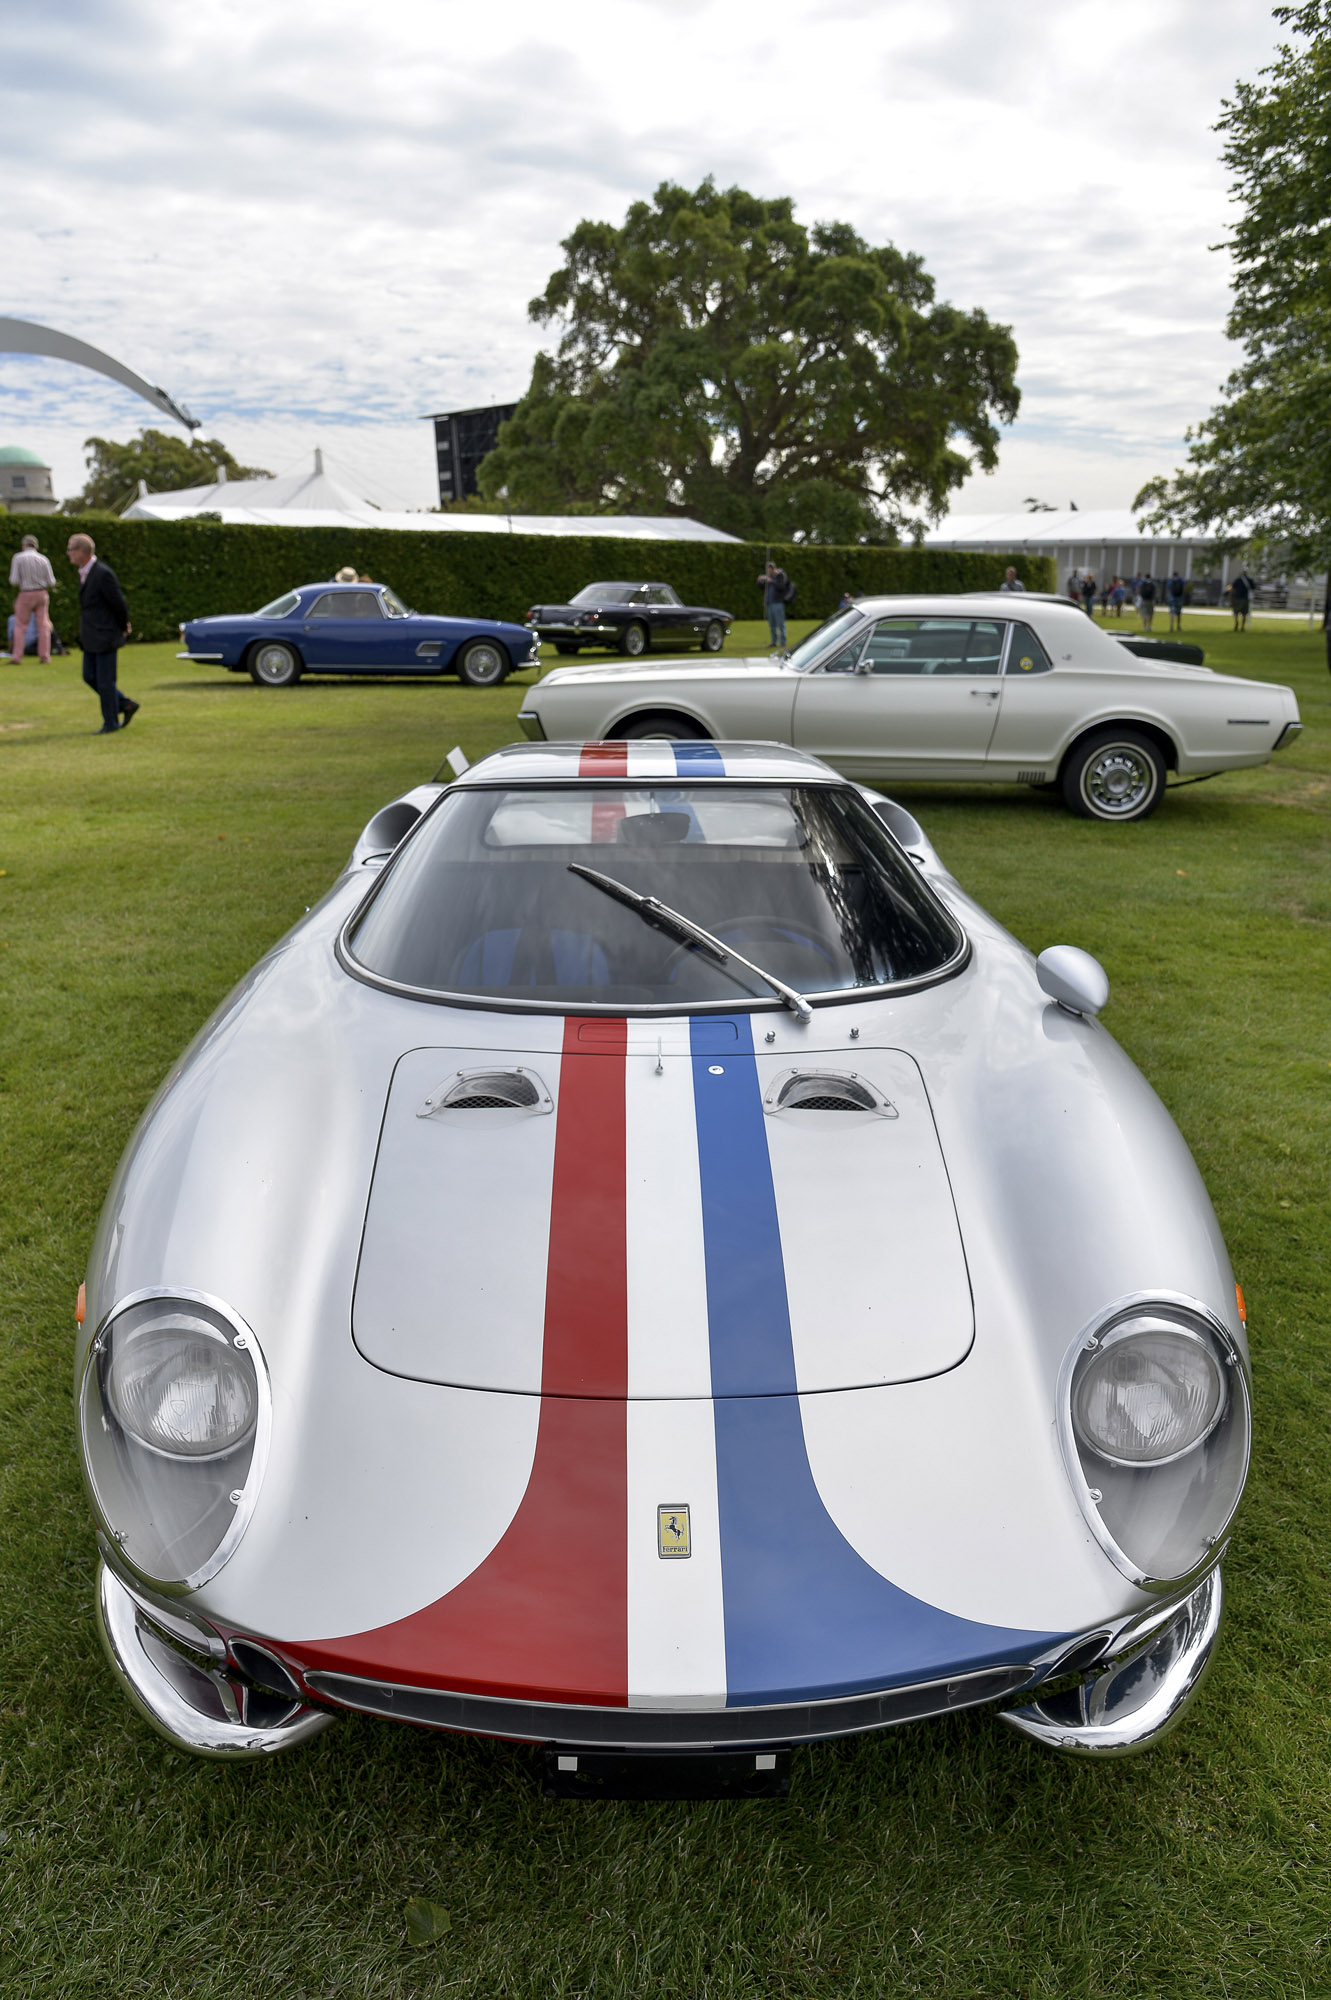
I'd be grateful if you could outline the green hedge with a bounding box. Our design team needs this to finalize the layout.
[0,515,1055,645]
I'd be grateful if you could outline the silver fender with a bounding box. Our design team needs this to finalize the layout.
[1000,1568,1223,1756]
[96,1562,334,1761]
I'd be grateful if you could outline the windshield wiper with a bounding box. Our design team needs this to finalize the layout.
[568,862,813,1024]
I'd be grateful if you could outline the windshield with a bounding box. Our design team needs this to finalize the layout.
[571,584,641,606]
[254,591,300,618]
[785,607,866,673]
[345,783,964,1010]
[380,587,409,617]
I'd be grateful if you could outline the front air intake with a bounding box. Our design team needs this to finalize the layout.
[417,1069,552,1117]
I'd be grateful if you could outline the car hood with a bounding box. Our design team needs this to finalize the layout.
[351,1023,973,1398]
[541,655,790,689]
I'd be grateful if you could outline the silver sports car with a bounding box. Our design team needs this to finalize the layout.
[515,595,1302,822]
[78,739,1250,1794]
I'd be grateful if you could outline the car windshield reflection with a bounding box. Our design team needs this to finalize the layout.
[785,608,866,673]
[345,783,965,1010]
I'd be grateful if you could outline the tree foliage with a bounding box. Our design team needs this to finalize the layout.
[478,180,1020,543]
[1136,3,1331,567]
[68,429,271,513]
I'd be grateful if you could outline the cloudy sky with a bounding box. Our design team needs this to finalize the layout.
[0,0,1283,520]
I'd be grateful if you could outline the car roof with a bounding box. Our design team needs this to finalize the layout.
[449,740,844,786]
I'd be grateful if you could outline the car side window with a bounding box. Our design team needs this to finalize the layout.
[1004,623,1054,675]
[856,618,1000,676]
[309,592,380,620]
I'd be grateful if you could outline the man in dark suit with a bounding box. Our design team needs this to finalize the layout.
[65,533,139,734]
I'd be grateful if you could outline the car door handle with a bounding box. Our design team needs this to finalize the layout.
[969,688,1000,700]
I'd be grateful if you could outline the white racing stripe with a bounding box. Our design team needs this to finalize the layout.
[624,1017,726,1705]
[624,740,681,779]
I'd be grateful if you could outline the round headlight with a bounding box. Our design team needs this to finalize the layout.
[80,1294,269,1589]
[106,1314,257,1458]
[1072,1320,1225,1466]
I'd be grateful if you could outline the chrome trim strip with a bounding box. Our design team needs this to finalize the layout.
[334,927,973,1018]
[97,1563,334,1761]
[1000,1568,1223,1756]
[303,1661,1034,1748]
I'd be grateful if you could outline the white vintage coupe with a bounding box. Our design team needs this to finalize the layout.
[516,595,1301,822]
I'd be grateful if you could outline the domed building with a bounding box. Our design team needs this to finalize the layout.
[0,444,57,513]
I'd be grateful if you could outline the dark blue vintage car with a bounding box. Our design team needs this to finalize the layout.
[179,582,540,687]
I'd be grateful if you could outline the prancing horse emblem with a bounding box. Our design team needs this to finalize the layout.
[657,1504,691,1558]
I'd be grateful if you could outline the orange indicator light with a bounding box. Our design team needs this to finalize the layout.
[1235,1283,1247,1327]
[76,1282,86,1326]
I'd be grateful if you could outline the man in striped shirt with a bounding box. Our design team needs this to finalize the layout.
[9,534,56,664]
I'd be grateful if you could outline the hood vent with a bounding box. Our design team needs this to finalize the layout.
[765,1070,898,1118]
[417,1068,552,1118]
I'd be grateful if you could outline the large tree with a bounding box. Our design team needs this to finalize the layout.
[478,180,1020,543]
[1135,3,1331,569]
[69,429,271,513]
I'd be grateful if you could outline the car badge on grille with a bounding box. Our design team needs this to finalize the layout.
[657,1504,691,1559]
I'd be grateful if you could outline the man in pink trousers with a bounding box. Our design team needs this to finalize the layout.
[9,534,56,663]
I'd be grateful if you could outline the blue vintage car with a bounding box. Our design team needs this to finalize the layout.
[179,582,540,687]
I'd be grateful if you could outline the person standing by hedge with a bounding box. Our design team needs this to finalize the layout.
[66,533,138,734]
[9,534,55,664]
[758,559,793,650]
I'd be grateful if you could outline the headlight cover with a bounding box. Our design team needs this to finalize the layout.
[79,1293,270,1592]
[1061,1298,1250,1588]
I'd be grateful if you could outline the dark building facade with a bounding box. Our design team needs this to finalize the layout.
[429,404,518,507]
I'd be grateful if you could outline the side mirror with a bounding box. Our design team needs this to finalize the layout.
[853,651,873,676]
[1036,945,1109,1018]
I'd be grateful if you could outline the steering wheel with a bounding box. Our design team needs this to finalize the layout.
[662,915,838,983]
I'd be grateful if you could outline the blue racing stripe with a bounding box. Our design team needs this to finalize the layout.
[690,1014,1057,1705]
[672,740,725,778]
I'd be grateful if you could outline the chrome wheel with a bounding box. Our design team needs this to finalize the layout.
[621,621,647,657]
[456,640,507,687]
[1064,730,1165,822]
[249,642,301,687]
[702,621,725,652]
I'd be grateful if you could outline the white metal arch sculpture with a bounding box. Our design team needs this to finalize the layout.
[0,317,199,430]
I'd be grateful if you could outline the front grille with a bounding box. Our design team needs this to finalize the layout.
[302,1662,1034,1748]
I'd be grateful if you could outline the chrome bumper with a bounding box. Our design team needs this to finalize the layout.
[516,708,546,740]
[1000,1568,1223,1756]
[97,1561,334,1761]
[1274,720,1303,751]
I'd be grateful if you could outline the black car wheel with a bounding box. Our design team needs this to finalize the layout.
[554,643,581,656]
[1062,728,1167,822]
[620,622,648,657]
[702,621,726,653]
[249,641,302,688]
[455,640,509,688]
[619,712,708,741]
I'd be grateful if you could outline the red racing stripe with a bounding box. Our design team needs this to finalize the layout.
[288,1017,630,1705]
[579,740,629,776]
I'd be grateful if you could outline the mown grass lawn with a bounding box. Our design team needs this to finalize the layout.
[0,616,1327,1999]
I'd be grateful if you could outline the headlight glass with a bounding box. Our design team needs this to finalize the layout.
[1063,1303,1250,1586]
[106,1324,257,1457]
[1072,1326,1224,1466]
[79,1296,268,1589]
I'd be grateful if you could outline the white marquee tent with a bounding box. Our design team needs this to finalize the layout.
[121,450,740,542]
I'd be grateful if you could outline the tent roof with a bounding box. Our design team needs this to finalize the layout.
[121,456,740,541]
[922,508,1220,549]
